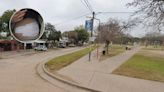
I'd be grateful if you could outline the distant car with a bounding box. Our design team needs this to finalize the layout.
[34,45,47,51]
[68,44,76,47]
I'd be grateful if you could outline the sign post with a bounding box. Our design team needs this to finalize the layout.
[85,12,95,61]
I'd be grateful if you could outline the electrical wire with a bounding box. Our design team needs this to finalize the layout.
[84,0,93,12]
[96,11,134,15]
[80,0,93,13]
[80,0,90,11]
[54,12,91,26]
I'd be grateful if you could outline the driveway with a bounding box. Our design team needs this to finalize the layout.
[0,47,83,92]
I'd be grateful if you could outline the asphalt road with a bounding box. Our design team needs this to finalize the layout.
[0,47,83,92]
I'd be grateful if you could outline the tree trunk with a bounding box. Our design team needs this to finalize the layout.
[106,40,110,54]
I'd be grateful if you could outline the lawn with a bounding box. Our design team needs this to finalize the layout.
[143,45,164,51]
[100,45,125,61]
[113,49,164,82]
[45,45,96,71]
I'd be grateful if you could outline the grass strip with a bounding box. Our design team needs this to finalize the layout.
[45,45,96,71]
[100,45,125,61]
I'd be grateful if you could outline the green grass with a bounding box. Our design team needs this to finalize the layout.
[109,45,126,56]
[45,45,96,71]
[113,50,164,82]
[100,45,125,61]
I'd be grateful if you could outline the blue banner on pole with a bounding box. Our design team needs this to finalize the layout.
[85,20,93,31]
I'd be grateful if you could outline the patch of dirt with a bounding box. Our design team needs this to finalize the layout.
[138,50,164,59]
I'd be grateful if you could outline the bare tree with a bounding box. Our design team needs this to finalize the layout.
[99,19,121,54]
[127,0,164,31]
[119,19,137,45]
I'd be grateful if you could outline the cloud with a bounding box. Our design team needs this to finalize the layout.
[0,0,28,15]
[0,0,143,37]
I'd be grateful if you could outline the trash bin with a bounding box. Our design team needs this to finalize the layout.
[125,46,128,50]
[102,50,106,55]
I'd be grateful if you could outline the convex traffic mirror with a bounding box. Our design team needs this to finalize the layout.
[9,8,44,43]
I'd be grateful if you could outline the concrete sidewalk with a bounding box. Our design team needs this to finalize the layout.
[57,46,164,92]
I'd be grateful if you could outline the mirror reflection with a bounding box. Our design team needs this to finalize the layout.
[10,8,44,42]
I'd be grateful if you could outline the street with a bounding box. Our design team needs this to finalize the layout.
[0,47,83,92]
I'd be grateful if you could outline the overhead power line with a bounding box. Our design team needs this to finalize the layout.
[80,0,90,11]
[84,0,93,12]
[80,0,93,13]
[55,12,91,26]
[96,11,134,15]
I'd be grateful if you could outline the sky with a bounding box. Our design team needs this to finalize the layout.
[0,0,147,37]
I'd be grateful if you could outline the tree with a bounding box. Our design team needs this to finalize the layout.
[45,23,56,31]
[74,25,89,44]
[63,31,78,44]
[0,9,16,33]
[118,19,137,45]
[48,31,61,41]
[127,0,164,31]
[41,23,61,41]
[99,19,121,54]
[142,31,163,47]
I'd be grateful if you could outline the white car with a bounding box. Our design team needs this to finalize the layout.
[34,45,47,51]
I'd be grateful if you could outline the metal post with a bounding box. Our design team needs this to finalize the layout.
[89,12,95,61]
[24,43,26,50]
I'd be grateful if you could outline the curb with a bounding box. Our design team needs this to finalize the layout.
[36,60,101,92]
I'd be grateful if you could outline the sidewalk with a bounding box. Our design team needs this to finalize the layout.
[57,46,164,92]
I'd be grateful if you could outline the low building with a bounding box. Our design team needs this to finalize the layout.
[0,40,24,51]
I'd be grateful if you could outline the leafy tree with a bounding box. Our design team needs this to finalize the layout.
[74,25,89,44]
[41,23,61,41]
[40,32,47,40]
[48,31,61,41]
[45,23,56,31]
[0,9,16,33]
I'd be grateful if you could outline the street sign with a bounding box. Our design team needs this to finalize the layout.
[85,20,93,31]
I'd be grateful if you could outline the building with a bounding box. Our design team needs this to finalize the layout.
[0,40,24,51]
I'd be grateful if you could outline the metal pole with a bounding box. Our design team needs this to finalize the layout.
[89,12,95,61]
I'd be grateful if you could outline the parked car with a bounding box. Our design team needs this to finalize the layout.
[68,44,76,47]
[34,45,47,51]
[58,42,66,48]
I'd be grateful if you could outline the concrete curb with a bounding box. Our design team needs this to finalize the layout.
[36,60,101,92]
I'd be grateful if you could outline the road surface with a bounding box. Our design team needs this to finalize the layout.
[0,47,83,92]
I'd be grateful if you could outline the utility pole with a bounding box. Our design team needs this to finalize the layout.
[91,12,95,37]
[89,11,95,61]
